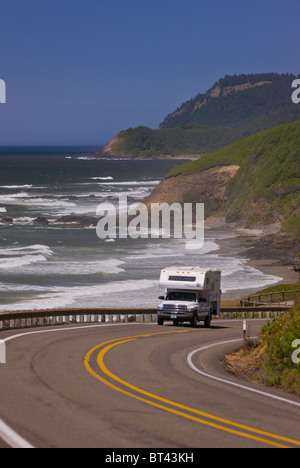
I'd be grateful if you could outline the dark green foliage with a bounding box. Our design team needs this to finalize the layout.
[116,125,241,157]
[242,107,300,137]
[257,294,300,396]
[160,73,298,130]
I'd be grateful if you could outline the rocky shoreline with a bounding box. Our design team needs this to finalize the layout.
[0,214,99,228]
[212,225,299,296]
[214,226,300,267]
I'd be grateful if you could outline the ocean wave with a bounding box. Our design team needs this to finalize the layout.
[0,243,124,275]
[88,176,114,181]
[0,244,54,270]
[0,279,157,311]
[0,185,46,189]
[0,254,49,270]
[75,156,95,160]
[186,251,282,293]
[0,192,31,200]
[184,240,220,254]
[0,244,54,256]
[0,185,33,189]
[30,259,125,276]
[99,180,160,186]
[125,247,185,260]
[221,263,282,292]
[0,193,77,209]
[22,198,76,208]
[79,188,156,200]
[0,283,50,292]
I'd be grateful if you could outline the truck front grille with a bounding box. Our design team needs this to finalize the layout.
[162,304,187,313]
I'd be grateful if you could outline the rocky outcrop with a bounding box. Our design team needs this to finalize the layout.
[243,232,300,265]
[56,215,98,227]
[95,136,129,158]
[145,164,240,218]
[33,217,49,225]
[0,217,13,224]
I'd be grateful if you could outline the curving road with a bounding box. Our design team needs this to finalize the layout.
[0,320,299,448]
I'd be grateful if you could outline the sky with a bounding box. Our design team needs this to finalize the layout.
[0,0,299,146]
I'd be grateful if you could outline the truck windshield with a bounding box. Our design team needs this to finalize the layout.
[166,292,196,302]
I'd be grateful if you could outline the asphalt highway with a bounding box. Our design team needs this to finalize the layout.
[0,320,299,448]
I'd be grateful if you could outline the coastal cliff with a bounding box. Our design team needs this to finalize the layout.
[145,164,239,218]
[145,121,300,263]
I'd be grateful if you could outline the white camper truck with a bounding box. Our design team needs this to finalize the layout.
[157,267,221,327]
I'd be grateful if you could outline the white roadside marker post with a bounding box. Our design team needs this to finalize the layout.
[0,340,6,364]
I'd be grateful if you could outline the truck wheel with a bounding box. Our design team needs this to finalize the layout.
[191,314,198,328]
[204,313,211,328]
[157,317,164,326]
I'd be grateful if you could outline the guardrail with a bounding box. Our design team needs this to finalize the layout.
[240,289,299,307]
[0,306,291,331]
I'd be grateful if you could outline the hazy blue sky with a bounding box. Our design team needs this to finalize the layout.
[0,0,299,146]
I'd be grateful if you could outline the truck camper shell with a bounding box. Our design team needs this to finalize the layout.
[160,267,220,291]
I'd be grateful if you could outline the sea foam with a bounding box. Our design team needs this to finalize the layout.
[0,244,54,270]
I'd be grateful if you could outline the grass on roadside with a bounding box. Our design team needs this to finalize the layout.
[255,293,300,396]
[225,283,300,397]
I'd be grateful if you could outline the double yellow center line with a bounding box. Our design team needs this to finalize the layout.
[84,331,300,448]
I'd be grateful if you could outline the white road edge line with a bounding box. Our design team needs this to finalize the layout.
[0,321,155,448]
[2,321,155,344]
[0,418,34,449]
[187,338,300,408]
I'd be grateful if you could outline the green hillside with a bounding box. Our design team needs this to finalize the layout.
[160,73,298,130]
[98,73,300,159]
[242,106,300,137]
[110,107,300,158]
[114,125,241,157]
[166,121,300,238]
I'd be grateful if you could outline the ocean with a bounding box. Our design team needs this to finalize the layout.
[0,147,281,312]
